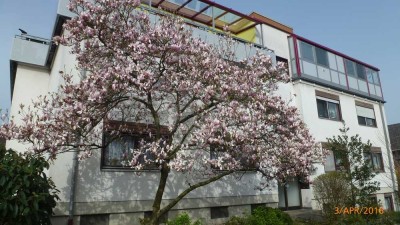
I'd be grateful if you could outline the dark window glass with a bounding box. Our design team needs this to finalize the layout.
[300,41,314,62]
[384,195,394,211]
[356,63,366,79]
[357,116,376,127]
[316,47,329,67]
[366,69,374,83]
[210,207,229,219]
[317,99,328,118]
[327,102,339,120]
[317,99,340,121]
[358,116,367,125]
[364,152,384,172]
[372,72,380,85]
[345,60,356,77]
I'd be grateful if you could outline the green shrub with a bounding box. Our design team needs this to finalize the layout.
[167,212,202,225]
[224,207,292,225]
[0,147,59,225]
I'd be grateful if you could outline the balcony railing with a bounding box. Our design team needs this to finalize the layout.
[10,34,51,67]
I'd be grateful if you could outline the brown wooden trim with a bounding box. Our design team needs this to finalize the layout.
[249,12,293,34]
[104,120,170,136]
[355,100,374,109]
[315,90,340,101]
[371,147,382,153]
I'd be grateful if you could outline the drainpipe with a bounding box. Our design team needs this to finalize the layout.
[67,149,79,224]
[378,103,398,210]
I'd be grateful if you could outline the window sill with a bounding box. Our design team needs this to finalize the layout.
[101,167,160,172]
[358,124,378,128]
[318,117,343,122]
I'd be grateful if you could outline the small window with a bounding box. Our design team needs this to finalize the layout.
[300,41,314,62]
[315,47,329,67]
[356,105,376,127]
[210,207,229,219]
[364,150,384,172]
[316,98,341,121]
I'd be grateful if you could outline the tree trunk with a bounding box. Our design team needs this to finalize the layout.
[149,162,170,225]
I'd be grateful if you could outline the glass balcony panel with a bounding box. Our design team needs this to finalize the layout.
[339,73,347,87]
[328,52,337,70]
[358,80,368,93]
[336,56,345,73]
[302,60,318,77]
[317,65,330,81]
[331,71,340,84]
[375,86,382,97]
[348,76,358,89]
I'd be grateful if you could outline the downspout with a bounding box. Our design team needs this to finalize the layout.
[67,150,79,225]
[378,103,398,210]
[68,68,85,224]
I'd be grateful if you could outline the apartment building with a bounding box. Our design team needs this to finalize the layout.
[389,124,400,163]
[6,0,396,224]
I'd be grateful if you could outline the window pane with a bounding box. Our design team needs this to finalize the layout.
[358,116,367,125]
[317,99,328,118]
[104,136,134,166]
[345,60,356,77]
[366,118,374,126]
[372,71,380,85]
[300,41,314,62]
[356,63,366,80]
[327,102,339,120]
[366,68,374,83]
[316,47,329,67]
[372,153,383,171]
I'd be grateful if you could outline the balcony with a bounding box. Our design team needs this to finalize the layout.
[10,34,51,67]
[57,0,275,63]
[288,35,383,102]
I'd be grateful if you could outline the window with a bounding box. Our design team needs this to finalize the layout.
[315,91,341,121]
[210,206,229,219]
[102,120,169,170]
[300,41,314,62]
[316,98,341,120]
[384,194,394,211]
[364,148,384,172]
[315,47,329,67]
[355,102,376,127]
[324,150,343,172]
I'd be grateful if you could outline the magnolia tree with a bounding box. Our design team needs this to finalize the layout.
[0,0,323,224]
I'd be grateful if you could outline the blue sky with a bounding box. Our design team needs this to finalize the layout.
[1,0,399,124]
